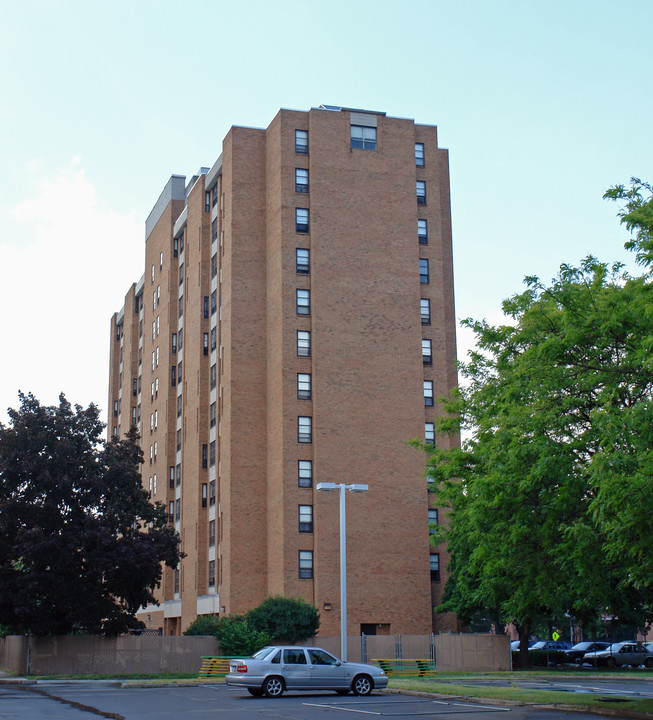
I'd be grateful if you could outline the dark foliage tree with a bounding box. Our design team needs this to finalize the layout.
[418,180,653,668]
[0,393,181,636]
[246,595,320,643]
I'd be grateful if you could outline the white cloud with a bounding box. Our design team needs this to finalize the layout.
[0,159,143,427]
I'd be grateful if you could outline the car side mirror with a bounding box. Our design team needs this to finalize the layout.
[336,661,341,666]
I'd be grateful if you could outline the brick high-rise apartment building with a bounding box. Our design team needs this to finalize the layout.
[108,105,458,636]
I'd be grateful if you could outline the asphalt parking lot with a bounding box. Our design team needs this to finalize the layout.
[0,682,615,720]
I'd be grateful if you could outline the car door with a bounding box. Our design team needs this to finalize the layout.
[618,644,634,665]
[307,648,348,688]
[281,648,311,688]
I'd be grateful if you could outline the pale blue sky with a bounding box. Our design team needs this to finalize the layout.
[1,0,651,423]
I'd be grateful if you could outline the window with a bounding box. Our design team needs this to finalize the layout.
[151,264,155,282]
[210,364,216,389]
[296,208,309,233]
[210,328,216,352]
[424,380,434,407]
[113,401,118,418]
[169,466,175,489]
[176,463,181,486]
[171,366,177,386]
[415,142,425,166]
[176,429,181,451]
[173,237,178,258]
[295,129,308,154]
[203,296,209,319]
[351,125,377,150]
[179,262,184,286]
[208,560,216,587]
[297,373,312,400]
[428,508,439,533]
[172,333,177,354]
[297,330,311,357]
[299,550,313,579]
[416,180,426,205]
[211,254,217,278]
[211,290,217,315]
[430,553,440,581]
[419,258,430,284]
[209,480,215,506]
[298,460,313,488]
[174,569,180,593]
[209,519,216,546]
[296,248,310,274]
[179,295,183,318]
[422,339,433,365]
[205,191,210,213]
[210,402,216,428]
[177,395,182,418]
[210,441,216,467]
[203,332,209,356]
[418,219,428,244]
[425,422,435,446]
[421,298,431,325]
[202,444,208,469]
[298,416,312,443]
[295,168,309,193]
[212,186,218,207]
[296,289,310,315]
[299,505,313,533]
[211,218,217,242]
[169,501,174,523]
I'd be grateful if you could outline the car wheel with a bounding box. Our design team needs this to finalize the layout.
[645,658,653,669]
[352,674,373,696]
[247,688,264,697]
[574,657,583,665]
[606,657,616,668]
[263,676,285,698]
[335,689,350,695]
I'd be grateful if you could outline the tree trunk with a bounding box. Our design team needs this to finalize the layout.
[516,620,531,670]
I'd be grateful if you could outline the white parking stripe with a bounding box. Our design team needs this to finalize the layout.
[303,702,382,714]
[453,702,510,711]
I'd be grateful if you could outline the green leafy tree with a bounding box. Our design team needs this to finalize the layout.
[420,181,653,668]
[0,393,181,636]
[246,595,320,643]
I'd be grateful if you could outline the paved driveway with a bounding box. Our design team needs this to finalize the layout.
[0,681,616,720]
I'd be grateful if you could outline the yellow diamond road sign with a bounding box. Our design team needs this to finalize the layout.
[552,631,560,641]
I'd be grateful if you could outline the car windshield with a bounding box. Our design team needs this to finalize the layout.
[251,647,274,660]
[571,642,592,650]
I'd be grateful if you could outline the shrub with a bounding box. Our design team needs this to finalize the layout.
[215,615,271,656]
[183,614,221,636]
[246,595,320,643]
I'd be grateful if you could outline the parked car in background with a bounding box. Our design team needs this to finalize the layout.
[225,646,388,697]
[511,639,537,651]
[530,640,571,651]
[583,642,653,668]
[566,641,609,664]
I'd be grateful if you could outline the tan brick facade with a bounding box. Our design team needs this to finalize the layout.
[108,106,459,637]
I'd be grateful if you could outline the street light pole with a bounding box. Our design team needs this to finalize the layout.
[316,482,368,661]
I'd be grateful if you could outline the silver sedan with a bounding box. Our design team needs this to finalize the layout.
[225,646,388,697]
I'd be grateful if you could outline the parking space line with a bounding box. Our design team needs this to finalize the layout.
[453,703,510,711]
[303,702,382,714]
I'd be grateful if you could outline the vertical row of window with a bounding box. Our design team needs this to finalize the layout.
[416,139,441,581]
[296,128,313,581]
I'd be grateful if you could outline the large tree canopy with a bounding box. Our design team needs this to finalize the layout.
[421,179,653,665]
[0,393,181,635]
